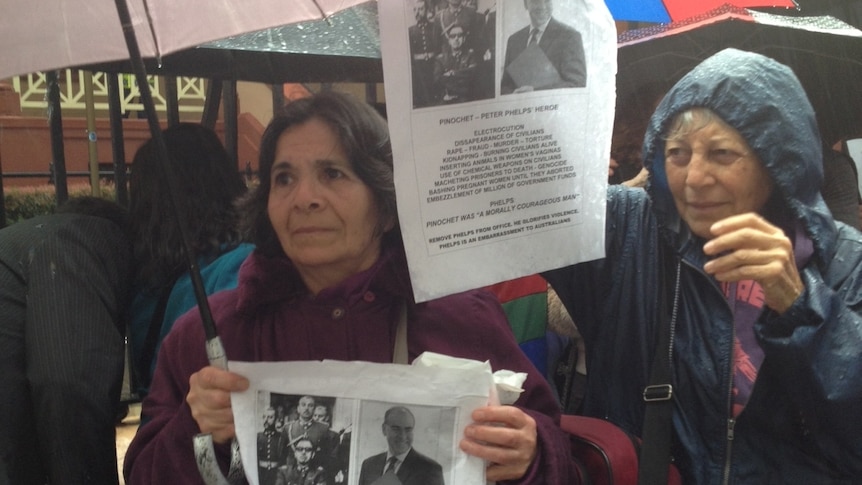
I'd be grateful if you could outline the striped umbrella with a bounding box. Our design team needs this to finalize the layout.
[606,0,797,23]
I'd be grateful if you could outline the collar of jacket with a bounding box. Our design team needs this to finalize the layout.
[235,241,415,316]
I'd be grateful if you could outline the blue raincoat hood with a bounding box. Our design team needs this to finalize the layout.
[642,48,836,261]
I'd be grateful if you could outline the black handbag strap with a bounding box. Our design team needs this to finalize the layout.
[136,278,179,391]
[392,300,409,365]
[638,242,680,485]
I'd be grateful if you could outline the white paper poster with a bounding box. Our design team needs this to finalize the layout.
[231,358,493,485]
[379,0,617,302]
[847,138,862,197]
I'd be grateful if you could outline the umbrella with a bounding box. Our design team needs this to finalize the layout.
[771,0,862,29]
[3,2,374,484]
[616,5,862,146]
[605,0,797,23]
[77,1,383,84]
[0,0,370,82]
[2,1,382,228]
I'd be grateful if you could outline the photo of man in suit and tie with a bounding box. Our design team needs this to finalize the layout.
[358,406,445,485]
[501,0,586,94]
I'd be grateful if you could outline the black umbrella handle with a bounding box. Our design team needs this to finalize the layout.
[113,0,219,342]
[113,1,243,483]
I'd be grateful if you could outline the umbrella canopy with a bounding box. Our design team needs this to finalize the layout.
[617,5,862,145]
[605,0,797,23]
[0,0,369,81]
[78,1,382,84]
[776,0,862,29]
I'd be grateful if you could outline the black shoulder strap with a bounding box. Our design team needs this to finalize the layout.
[638,242,679,485]
[136,279,178,391]
[392,300,409,365]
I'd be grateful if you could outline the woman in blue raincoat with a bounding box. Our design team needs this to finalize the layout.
[546,48,862,483]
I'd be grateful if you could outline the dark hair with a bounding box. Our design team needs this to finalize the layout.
[130,123,246,291]
[610,81,669,183]
[55,196,129,231]
[239,91,397,258]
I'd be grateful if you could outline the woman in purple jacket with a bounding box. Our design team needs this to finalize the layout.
[124,91,577,484]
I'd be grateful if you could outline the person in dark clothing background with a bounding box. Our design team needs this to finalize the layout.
[127,123,251,399]
[0,196,133,485]
[820,145,861,229]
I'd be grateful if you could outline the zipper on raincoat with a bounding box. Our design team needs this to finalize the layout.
[680,251,737,485]
[723,416,736,485]
[721,284,737,485]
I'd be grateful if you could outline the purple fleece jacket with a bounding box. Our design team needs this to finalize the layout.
[124,246,577,484]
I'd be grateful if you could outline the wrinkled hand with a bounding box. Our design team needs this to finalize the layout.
[459,405,537,481]
[702,213,803,314]
[187,366,249,444]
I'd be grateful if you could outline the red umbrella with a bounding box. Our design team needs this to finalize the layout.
[616,5,862,145]
[606,0,797,23]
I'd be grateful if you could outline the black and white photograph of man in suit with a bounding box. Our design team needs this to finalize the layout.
[357,403,455,485]
[500,0,587,94]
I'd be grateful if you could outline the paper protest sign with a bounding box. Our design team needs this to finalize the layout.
[379,0,617,301]
[231,359,493,485]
